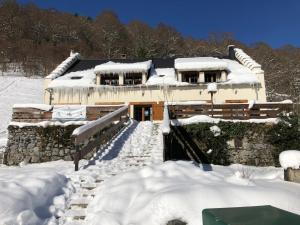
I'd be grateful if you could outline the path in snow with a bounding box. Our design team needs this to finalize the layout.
[60,120,163,224]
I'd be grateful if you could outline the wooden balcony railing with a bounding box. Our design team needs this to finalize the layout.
[169,102,294,120]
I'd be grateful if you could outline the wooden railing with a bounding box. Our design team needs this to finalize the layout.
[12,105,125,122]
[71,105,129,171]
[169,102,294,119]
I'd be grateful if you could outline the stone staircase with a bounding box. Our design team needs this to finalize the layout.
[60,120,163,224]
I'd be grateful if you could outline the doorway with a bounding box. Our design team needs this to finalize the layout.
[133,105,152,121]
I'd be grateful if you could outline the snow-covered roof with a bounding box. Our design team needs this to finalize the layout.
[46,52,81,79]
[222,59,259,84]
[175,57,259,85]
[234,48,263,72]
[175,57,228,71]
[94,60,152,74]
[146,68,188,86]
[48,69,95,88]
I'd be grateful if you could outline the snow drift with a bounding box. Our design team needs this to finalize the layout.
[85,161,300,225]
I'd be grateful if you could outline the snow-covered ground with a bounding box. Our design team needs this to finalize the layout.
[0,119,299,225]
[0,75,44,151]
[85,161,300,225]
[0,161,74,225]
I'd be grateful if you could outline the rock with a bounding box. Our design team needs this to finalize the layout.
[59,150,65,157]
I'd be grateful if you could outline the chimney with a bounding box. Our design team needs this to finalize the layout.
[228,45,235,60]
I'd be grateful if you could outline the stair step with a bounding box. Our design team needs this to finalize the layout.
[64,221,82,225]
[65,209,86,220]
[70,197,91,208]
[76,189,97,197]
[80,182,98,190]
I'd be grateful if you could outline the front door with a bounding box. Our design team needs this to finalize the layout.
[133,105,152,121]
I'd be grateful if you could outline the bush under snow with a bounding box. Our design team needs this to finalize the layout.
[279,150,300,169]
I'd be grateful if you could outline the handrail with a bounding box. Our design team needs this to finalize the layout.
[72,105,129,170]
[72,105,128,145]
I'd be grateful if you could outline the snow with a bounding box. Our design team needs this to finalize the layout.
[13,104,53,111]
[0,160,75,225]
[0,76,43,152]
[85,161,300,225]
[48,69,96,88]
[279,150,300,169]
[9,121,89,128]
[175,57,259,85]
[162,105,171,134]
[172,115,279,126]
[280,99,293,104]
[167,101,208,105]
[210,125,221,136]
[207,83,217,92]
[94,60,152,74]
[52,105,87,121]
[223,59,259,84]
[248,99,256,109]
[175,57,228,71]
[46,53,81,79]
[234,48,262,72]
[146,68,188,86]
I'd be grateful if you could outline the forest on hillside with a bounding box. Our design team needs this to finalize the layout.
[0,0,299,100]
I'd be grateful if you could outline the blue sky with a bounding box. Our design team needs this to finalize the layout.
[18,0,300,48]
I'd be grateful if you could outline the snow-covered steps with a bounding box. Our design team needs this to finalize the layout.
[65,209,86,220]
[69,197,91,209]
[61,121,163,224]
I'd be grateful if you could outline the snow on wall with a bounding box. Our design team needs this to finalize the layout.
[172,115,279,126]
[13,104,53,111]
[46,52,81,79]
[94,60,152,74]
[279,150,300,169]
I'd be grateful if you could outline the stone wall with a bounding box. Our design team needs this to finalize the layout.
[4,120,127,166]
[216,135,276,166]
[4,124,80,165]
[166,122,278,167]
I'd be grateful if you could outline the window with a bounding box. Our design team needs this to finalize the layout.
[182,71,198,84]
[100,74,119,86]
[204,71,221,83]
[124,73,142,85]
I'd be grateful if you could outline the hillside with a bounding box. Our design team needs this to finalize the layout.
[0,1,299,100]
[0,75,43,151]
